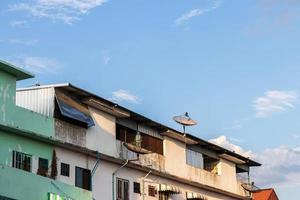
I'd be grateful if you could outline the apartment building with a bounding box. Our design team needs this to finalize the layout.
[0,61,92,200]
[15,78,261,199]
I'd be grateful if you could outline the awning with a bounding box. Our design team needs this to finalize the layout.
[55,90,94,127]
[158,184,181,194]
[186,192,207,200]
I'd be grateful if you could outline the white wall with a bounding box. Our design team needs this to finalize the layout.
[87,107,117,157]
[55,147,243,200]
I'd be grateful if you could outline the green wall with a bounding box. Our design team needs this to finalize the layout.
[0,165,92,200]
[0,130,53,167]
[0,70,54,137]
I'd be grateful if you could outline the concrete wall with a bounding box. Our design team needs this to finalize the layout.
[0,130,53,173]
[163,136,245,196]
[0,165,92,200]
[87,107,117,157]
[55,147,241,200]
[55,119,87,147]
[0,70,54,137]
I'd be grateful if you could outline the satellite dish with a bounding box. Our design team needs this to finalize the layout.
[123,143,151,155]
[173,112,197,136]
[241,182,260,192]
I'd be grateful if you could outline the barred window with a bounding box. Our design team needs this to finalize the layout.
[61,163,70,177]
[148,185,156,197]
[12,151,31,172]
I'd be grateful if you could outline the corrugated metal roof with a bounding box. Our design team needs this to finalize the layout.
[16,83,261,167]
[16,87,55,117]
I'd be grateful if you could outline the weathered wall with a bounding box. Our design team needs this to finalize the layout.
[0,130,53,173]
[87,107,117,157]
[55,119,87,147]
[0,70,54,137]
[163,136,244,196]
[55,147,240,200]
[0,165,92,200]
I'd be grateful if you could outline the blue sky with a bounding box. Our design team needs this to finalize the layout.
[1,0,300,199]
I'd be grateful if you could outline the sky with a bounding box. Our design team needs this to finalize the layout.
[1,0,300,199]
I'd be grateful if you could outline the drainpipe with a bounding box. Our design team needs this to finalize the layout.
[142,168,152,200]
[112,157,140,200]
[112,160,129,200]
[91,152,101,191]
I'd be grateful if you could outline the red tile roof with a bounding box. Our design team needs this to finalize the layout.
[253,188,279,200]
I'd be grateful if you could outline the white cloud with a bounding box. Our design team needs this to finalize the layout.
[175,0,222,25]
[209,135,253,158]
[210,135,300,187]
[253,90,298,118]
[9,39,39,46]
[5,55,63,74]
[103,55,111,65]
[9,20,28,27]
[110,89,140,104]
[9,0,107,24]
[252,146,300,187]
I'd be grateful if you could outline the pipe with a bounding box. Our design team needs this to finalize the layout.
[91,152,101,191]
[142,168,152,200]
[92,152,100,177]
[112,157,140,200]
[112,160,129,200]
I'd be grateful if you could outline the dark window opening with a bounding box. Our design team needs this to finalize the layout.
[75,167,91,191]
[117,178,129,200]
[133,182,140,194]
[203,155,219,174]
[148,185,156,197]
[116,124,163,155]
[12,151,31,172]
[159,193,169,200]
[37,158,48,177]
[61,163,70,177]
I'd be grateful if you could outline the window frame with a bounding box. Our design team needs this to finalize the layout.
[12,151,32,172]
[75,166,91,191]
[60,162,70,177]
[133,182,141,194]
[148,185,156,197]
[37,157,49,176]
[116,178,129,200]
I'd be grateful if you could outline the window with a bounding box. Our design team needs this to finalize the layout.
[117,178,129,200]
[116,124,164,155]
[12,151,31,172]
[203,155,219,174]
[37,158,48,176]
[186,148,203,169]
[148,185,156,197]
[75,167,91,191]
[133,182,140,194]
[61,163,70,177]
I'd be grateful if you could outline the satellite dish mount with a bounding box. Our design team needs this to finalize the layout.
[173,112,197,137]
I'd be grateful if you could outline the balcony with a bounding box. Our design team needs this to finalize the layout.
[116,140,165,172]
[185,164,248,196]
[0,164,92,200]
[54,119,87,147]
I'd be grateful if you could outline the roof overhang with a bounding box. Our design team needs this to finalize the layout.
[0,60,34,80]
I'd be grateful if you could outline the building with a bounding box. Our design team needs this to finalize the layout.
[15,69,262,200]
[0,61,92,200]
[252,189,279,200]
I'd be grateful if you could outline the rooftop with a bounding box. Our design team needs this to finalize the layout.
[17,82,261,167]
[0,60,34,80]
